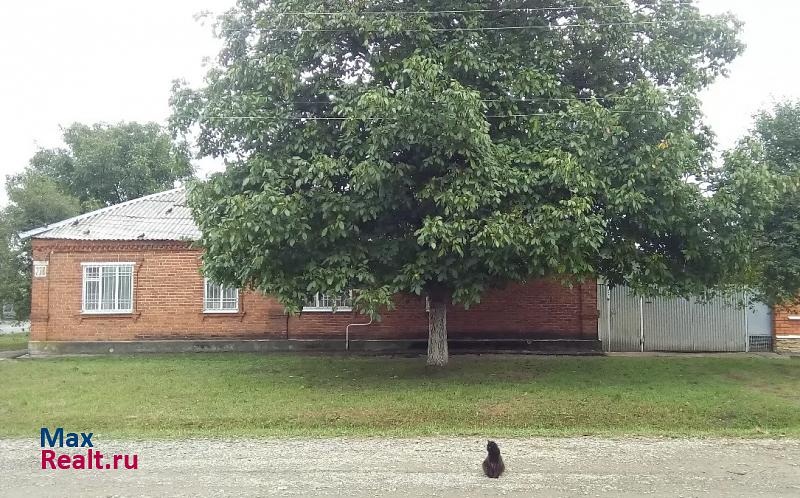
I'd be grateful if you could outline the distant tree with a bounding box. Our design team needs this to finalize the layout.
[1,121,193,320]
[715,101,800,305]
[4,174,82,232]
[172,0,744,366]
[24,122,193,209]
[0,217,30,321]
[0,175,80,320]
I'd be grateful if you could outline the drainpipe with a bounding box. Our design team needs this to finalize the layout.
[345,318,373,351]
[639,297,644,352]
[578,283,584,338]
[744,291,750,353]
[606,284,612,353]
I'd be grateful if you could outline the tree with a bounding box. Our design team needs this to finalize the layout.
[0,121,193,320]
[24,122,193,209]
[171,0,743,366]
[714,101,800,305]
[0,217,30,321]
[0,175,80,320]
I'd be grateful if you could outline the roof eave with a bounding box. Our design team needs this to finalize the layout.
[18,226,53,240]
[16,187,186,240]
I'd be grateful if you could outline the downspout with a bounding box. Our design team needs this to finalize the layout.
[45,250,53,341]
[639,297,644,352]
[744,291,750,353]
[578,284,584,338]
[605,284,612,353]
[345,318,372,351]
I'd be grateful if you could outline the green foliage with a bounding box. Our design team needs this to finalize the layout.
[0,175,80,320]
[0,218,30,321]
[4,174,81,232]
[24,122,193,209]
[752,101,800,175]
[172,0,744,315]
[0,122,193,320]
[718,101,800,304]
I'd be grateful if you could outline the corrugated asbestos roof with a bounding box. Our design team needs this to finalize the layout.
[21,187,201,241]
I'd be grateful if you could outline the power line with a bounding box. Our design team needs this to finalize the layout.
[202,110,669,121]
[221,19,705,34]
[221,96,652,105]
[237,2,694,16]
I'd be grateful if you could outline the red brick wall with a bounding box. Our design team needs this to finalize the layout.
[30,239,598,342]
[772,305,800,353]
[773,305,800,336]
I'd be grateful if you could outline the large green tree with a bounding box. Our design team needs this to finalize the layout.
[24,122,193,209]
[0,122,192,320]
[714,101,800,305]
[172,0,744,366]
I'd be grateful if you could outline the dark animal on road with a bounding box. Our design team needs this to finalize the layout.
[482,440,505,478]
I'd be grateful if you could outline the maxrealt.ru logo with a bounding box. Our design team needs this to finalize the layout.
[40,428,138,470]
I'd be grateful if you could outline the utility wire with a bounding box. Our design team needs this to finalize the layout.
[216,96,665,105]
[220,19,706,34]
[235,2,695,16]
[202,109,669,121]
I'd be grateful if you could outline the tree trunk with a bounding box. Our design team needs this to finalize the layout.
[427,298,448,367]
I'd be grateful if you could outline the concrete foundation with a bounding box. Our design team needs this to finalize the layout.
[28,338,602,357]
[775,337,800,354]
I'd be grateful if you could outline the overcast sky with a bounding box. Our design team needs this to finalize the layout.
[0,0,798,205]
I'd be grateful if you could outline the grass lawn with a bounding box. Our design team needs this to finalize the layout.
[0,333,28,351]
[0,354,798,438]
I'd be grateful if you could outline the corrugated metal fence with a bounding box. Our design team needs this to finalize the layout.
[598,283,772,352]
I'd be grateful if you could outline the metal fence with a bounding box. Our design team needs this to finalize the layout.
[598,283,772,352]
[1,303,14,321]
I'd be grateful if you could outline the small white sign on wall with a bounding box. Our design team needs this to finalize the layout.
[33,261,48,278]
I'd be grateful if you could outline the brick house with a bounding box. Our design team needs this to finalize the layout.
[22,188,600,355]
[771,307,800,353]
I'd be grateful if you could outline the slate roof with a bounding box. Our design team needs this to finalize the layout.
[20,187,201,241]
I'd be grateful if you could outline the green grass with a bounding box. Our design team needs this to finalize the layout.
[1,354,798,438]
[0,333,28,351]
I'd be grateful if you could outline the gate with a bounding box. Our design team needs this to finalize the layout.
[598,283,772,352]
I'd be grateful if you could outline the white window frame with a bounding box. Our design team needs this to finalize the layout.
[33,261,48,278]
[303,291,353,312]
[203,278,240,313]
[81,262,135,314]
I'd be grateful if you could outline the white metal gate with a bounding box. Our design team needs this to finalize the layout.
[598,284,772,352]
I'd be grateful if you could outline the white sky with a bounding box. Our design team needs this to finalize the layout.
[0,0,798,205]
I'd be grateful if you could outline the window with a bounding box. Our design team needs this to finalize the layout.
[33,261,48,278]
[82,263,134,314]
[204,279,239,313]
[303,291,353,312]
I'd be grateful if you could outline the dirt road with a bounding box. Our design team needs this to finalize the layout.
[1,437,798,497]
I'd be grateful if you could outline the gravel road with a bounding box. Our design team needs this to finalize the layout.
[1,437,799,497]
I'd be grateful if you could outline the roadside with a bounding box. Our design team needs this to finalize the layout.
[0,350,26,359]
[1,437,798,497]
[0,332,28,352]
[2,354,799,438]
